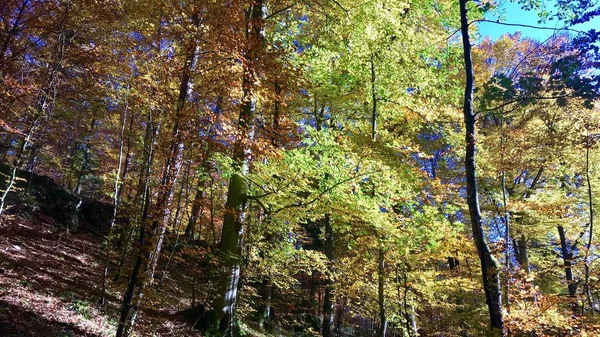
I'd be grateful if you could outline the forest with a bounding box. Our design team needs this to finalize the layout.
[0,0,599,336]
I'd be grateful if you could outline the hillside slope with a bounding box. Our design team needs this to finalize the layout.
[0,213,202,337]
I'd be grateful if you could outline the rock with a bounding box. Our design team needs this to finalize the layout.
[0,165,79,229]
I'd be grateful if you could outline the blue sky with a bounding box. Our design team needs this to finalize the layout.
[478,0,600,41]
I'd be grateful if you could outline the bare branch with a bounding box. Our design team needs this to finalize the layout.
[470,19,585,34]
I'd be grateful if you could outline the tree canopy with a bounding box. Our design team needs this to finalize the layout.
[0,0,599,336]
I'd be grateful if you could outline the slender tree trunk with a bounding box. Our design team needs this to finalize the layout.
[309,272,317,315]
[370,55,377,142]
[335,297,344,332]
[584,144,594,313]
[145,38,199,280]
[116,12,199,335]
[377,247,387,337]
[115,225,146,337]
[271,81,281,147]
[185,187,204,242]
[145,10,203,284]
[113,224,135,282]
[500,118,511,312]
[322,214,335,337]
[15,144,39,214]
[0,116,39,216]
[147,148,184,281]
[513,167,543,273]
[459,1,504,334]
[402,272,417,337]
[514,235,530,273]
[113,111,157,283]
[0,21,69,216]
[209,176,217,246]
[158,161,192,287]
[257,80,284,330]
[171,163,188,231]
[74,118,98,196]
[257,278,272,329]
[185,152,212,243]
[558,225,578,313]
[100,86,129,307]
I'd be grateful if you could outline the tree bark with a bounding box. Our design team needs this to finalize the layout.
[212,2,264,336]
[558,225,578,313]
[377,247,387,337]
[257,278,272,329]
[514,235,530,273]
[402,272,417,337]
[370,55,377,142]
[584,144,594,313]
[322,214,335,337]
[459,0,504,334]
[185,187,204,242]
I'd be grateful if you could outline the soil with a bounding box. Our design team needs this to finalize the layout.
[0,214,203,337]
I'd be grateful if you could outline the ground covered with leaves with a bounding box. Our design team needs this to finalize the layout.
[0,214,202,337]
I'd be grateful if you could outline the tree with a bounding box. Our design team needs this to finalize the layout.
[459,0,505,334]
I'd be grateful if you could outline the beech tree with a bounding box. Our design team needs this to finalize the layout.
[1,0,600,337]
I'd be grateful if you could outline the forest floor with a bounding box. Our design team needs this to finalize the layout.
[0,214,203,337]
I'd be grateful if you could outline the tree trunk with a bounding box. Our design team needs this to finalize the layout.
[0,116,40,216]
[74,118,97,196]
[100,86,129,307]
[584,144,594,313]
[309,271,317,315]
[377,247,387,337]
[500,119,511,312]
[113,110,157,283]
[115,225,146,337]
[212,3,264,336]
[459,0,504,334]
[116,12,199,335]
[448,257,459,270]
[514,235,530,273]
[0,21,69,216]
[257,83,283,329]
[370,55,377,142]
[512,166,543,273]
[159,161,193,287]
[185,187,204,242]
[558,225,578,313]
[322,214,335,337]
[257,278,272,329]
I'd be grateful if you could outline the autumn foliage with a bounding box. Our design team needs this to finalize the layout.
[1,0,599,337]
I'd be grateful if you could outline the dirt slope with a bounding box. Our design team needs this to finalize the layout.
[0,215,201,337]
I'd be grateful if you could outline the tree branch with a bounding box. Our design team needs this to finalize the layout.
[265,4,295,20]
[470,19,585,34]
[271,169,383,214]
[475,93,573,116]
